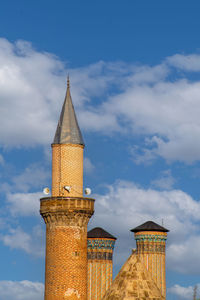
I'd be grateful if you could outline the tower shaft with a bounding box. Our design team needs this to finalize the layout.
[87,238,116,300]
[41,196,94,300]
[135,231,167,298]
[87,227,116,300]
[52,144,83,197]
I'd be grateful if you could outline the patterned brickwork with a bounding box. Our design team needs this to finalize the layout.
[45,225,87,300]
[52,144,84,197]
[40,197,94,300]
[135,231,167,298]
[87,238,116,300]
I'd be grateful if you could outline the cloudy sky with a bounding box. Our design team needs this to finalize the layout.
[1,1,200,299]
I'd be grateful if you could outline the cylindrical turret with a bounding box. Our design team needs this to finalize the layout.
[51,143,84,197]
[87,227,116,300]
[40,79,95,300]
[131,221,169,298]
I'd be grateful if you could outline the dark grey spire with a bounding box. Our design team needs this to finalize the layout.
[53,77,84,146]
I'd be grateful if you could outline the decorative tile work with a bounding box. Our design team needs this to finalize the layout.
[135,233,167,242]
[87,252,113,260]
[87,239,115,250]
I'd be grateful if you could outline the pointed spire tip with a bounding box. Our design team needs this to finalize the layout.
[53,77,85,146]
[67,75,70,89]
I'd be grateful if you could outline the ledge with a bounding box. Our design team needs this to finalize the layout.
[40,196,95,215]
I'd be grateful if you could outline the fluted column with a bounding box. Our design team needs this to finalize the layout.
[135,231,167,298]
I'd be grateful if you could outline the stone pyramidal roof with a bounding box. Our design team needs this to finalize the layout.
[102,252,164,300]
[131,220,169,233]
[53,77,84,145]
[87,227,117,240]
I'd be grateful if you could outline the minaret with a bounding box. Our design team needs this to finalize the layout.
[87,227,116,300]
[131,221,169,298]
[40,78,95,300]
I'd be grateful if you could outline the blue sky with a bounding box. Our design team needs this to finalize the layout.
[1,1,200,299]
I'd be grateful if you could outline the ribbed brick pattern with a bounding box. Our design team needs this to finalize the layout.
[135,231,167,298]
[87,261,112,300]
[87,238,115,300]
[52,144,83,197]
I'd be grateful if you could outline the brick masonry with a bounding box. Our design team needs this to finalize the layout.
[40,141,94,300]
[87,238,116,300]
[135,231,167,298]
[102,252,165,300]
[52,144,84,197]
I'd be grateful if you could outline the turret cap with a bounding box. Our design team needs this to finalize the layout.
[130,221,169,233]
[88,227,117,240]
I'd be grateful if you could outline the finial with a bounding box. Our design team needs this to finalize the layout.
[67,75,70,89]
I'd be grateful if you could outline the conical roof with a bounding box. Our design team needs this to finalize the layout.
[87,227,117,240]
[130,221,169,233]
[102,253,164,300]
[53,78,84,145]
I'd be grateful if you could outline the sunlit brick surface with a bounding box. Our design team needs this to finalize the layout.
[87,238,115,300]
[102,253,165,300]
[52,144,84,197]
[41,139,94,300]
[135,231,167,298]
[40,196,94,300]
[45,225,87,300]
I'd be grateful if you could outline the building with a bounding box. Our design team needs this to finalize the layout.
[131,221,169,298]
[40,78,95,300]
[102,221,168,299]
[40,80,169,300]
[87,227,117,300]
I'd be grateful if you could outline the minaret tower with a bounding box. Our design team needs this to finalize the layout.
[131,221,169,298]
[40,78,95,300]
[87,227,117,300]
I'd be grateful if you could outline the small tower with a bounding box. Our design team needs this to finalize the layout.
[131,221,169,298]
[87,227,117,300]
[40,78,95,300]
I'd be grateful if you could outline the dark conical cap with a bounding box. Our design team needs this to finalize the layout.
[130,221,169,233]
[53,77,84,145]
[88,227,117,240]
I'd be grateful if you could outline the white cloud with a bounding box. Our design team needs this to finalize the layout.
[0,280,44,300]
[84,157,95,174]
[0,153,4,165]
[76,58,200,164]
[0,38,64,147]
[89,180,200,274]
[106,79,200,163]
[0,226,45,257]
[151,169,175,190]
[168,283,200,300]
[11,163,50,192]
[0,39,127,148]
[2,38,200,164]
[167,53,200,71]
[6,192,42,216]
